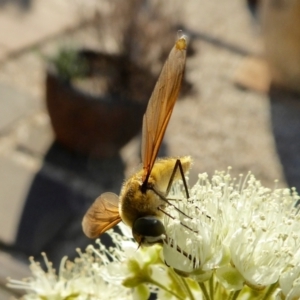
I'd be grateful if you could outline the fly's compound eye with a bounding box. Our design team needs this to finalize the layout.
[132,216,166,245]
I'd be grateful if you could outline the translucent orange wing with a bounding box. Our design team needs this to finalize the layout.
[141,36,187,182]
[82,192,121,238]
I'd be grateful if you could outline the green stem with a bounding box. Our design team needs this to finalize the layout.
[229,290,240,300]
[168,268,190,299]
[199,282,210,300]
[179,277,196,300]
[261,283,278,300]
[209,275,214,300]
[149,278,185,300]
[215,281,220,298]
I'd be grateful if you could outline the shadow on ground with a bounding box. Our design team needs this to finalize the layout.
[14,141,125,267]
[269,86,300,192]
[0,0,32,10]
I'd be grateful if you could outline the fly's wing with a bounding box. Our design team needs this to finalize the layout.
[82,192,121,238]
[141,36,187,182]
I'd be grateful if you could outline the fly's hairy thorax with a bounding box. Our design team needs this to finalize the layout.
[119,156,192,227]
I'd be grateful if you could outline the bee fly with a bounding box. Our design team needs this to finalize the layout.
[82,34,191,246]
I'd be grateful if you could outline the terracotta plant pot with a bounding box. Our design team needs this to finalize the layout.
[46,50,155,158]
[261,0,300,92]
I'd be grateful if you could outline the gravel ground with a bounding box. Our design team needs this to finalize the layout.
[121,0,286,188]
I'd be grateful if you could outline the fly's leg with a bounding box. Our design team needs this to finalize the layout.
[165,159,189,199]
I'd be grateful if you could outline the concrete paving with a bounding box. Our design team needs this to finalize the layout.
[0,0,99,61]
[0,155,36,244]
[0,1,104,297]
[0,83,39,131]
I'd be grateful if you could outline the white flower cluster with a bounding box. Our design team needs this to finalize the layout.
[7,245,131,300]
[8,225,194,300]
[163,169,300,299]
[8,170,300,300]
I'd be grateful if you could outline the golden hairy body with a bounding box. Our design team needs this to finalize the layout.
[120,156,191,228]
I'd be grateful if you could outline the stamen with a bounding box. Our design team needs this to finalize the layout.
[158,206,198,233]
